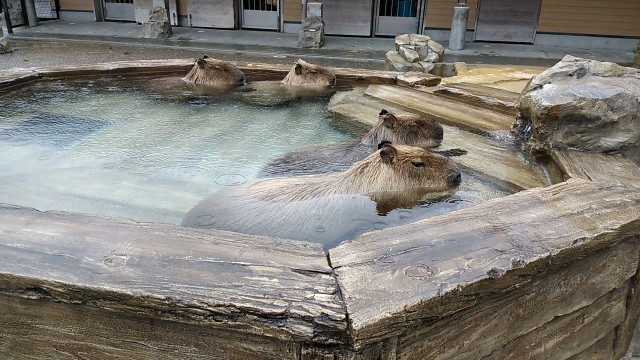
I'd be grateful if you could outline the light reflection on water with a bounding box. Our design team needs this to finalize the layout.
[0,77,351,224]
[0,76,510,247]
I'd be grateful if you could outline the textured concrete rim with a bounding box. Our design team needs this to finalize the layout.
[1,59,639,356]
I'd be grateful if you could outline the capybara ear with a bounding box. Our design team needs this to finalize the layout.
[294,62,303,75]
[379,109,389,116]
[378,140,393,149]
[202,54,210,59]
[381,111,397,129]
[379,143,397,164]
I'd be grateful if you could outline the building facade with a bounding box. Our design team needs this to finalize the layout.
[51,0,640,51]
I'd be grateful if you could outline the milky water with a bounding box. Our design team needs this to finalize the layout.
[0,77,352,224]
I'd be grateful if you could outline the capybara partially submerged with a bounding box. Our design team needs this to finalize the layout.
[239,59,336,107]
[281,59,336,88]
[259,109,466,177]
[182,55,246,87]
[182,142,462,247]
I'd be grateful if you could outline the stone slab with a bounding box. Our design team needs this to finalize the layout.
[551,149,640,188]
[365,84,515,134]
[421,82,519,116]
[0,204,346,345]
[329,179,640,349]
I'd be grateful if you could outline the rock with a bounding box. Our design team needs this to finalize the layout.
[428,39,445,60]
[399,46,420,63]
[0,37,13,54]
[453,62,469,75]
[384,51,422,72]
[396,72,438,87]
[515,55,640,157]
[298,16,324,49]
[418,61,435,73]
[143,7,171,39]
[394,34,443,65]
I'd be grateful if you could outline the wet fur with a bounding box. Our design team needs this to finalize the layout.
[182,143,461,244]
[251,144,460,204]
[182,56,245,86]
[259,110,456,177]
[281,59,336,87]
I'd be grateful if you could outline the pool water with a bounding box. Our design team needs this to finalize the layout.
[0,77,351,224]
[0,76,510,247]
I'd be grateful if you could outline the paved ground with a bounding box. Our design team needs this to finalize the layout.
[1,19,636,70]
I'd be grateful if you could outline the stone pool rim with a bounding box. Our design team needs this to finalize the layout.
[1,60,639,358]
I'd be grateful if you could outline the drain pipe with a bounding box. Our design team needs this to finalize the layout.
[24,0,38,27]
[301,0,307,21]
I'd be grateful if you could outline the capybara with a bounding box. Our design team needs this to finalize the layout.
[182,55,246,87]
[182,142,462,247]
[259,109,466,177]
[281,59,336,88]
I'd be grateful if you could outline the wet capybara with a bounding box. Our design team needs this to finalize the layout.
[182,142,462,247]
[281,59,336,88]
[182,55,246,87]
[259,109,465,177]
[238,59,337,107]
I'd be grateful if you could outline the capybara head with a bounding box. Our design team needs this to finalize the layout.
[349,141,461,195]
[281,59,337,87]
[361,109,444,149]
[182,55,246,86]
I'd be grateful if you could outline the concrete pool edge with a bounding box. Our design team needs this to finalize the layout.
[1,61,640,358]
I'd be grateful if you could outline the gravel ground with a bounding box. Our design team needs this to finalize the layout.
[1,38,385,70]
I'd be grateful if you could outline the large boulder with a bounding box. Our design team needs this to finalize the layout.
[513,55,640,160]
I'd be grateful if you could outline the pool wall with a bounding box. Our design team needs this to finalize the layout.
[1,61,639,359]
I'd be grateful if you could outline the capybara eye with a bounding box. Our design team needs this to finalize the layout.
[412,160,425,168]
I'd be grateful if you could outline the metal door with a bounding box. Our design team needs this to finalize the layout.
[375,0,425,36]
[187,0,236,28]
[35,0,58,20]
[321,0,373,36]
[242,0,279,30]
[474,0,541,43]
[104,0,136,21]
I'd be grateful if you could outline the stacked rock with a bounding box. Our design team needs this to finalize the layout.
[143,4,172,39]
[0,15,13,54]
[384,34,445,73]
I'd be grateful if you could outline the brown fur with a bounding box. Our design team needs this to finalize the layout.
[182,143,462,245]
[251,143,461,204]
[362,110,443,149]
[281,59,336,87]
[182,55,245,86]
[259,109,448,177]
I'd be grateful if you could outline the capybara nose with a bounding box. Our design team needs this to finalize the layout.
[448,172,462,187]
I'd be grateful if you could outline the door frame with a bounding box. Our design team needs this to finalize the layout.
[373,0,427,37]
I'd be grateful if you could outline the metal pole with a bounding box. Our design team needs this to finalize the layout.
[2,0,13,34]
[301,0,307,21]
[24,0,38,26]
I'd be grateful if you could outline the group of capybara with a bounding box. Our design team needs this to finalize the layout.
[178,55,466,247]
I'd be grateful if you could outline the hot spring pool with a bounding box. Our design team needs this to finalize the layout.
[0,75,509,247]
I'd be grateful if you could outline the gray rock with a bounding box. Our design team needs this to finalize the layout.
[399,46,420,63]
[418,61,435,73]
[384,51,422,72]
[143,7,171,39]
[427,39,445,60]
[298,16,324,49]
[143,20,172,39]
[515,55,640,157]
[0,36,13,54]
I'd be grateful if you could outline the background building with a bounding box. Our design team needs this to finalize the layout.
[9,0,640,51]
